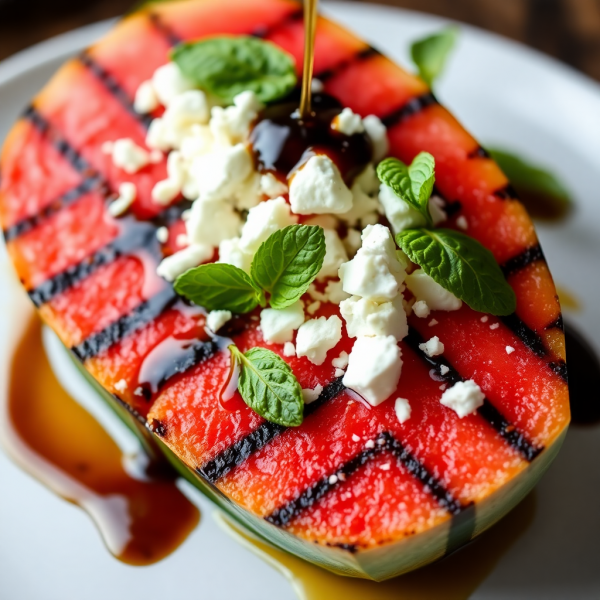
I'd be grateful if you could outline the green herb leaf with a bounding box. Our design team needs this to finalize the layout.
[231,345,304,427]
[487,148,572,219]
[377,153,436,225]
[410,26,458,87]
[396,228,516,316]
[171,36,297,104]
[174,263,264,313]
[251,225,326,310]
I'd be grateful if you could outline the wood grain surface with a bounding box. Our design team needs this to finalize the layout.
[0,0,599,82]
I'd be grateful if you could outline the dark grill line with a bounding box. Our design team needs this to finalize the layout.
[251,7,303,38]
[404,327,544,461]
[79,51,153,129]
[380,92,438,129]
[499,313,548,358]
[148,11,184,47]
[467,146,491,159]
[199,377,346,483]
[71,286,178,361]
[265,431,463,528]
[314,46,381,82]
[501,244,545,278]
[545,314,564,331]
[2,177,105,242]
[494,183,519,200]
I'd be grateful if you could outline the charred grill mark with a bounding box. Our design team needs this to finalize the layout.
[314,46,381,82]
[71,286,178,361]
[405,327,544,461]
[501,244,545,278]
[549,360,568,382]
[494,184,519,200]
[251,7,304,38]
[265,431,463,528]
[79,51,153,129]
[380,92,438,129]
[467,146,491,159]
[110,391,147,425]
[499,313,548,358]
[148,11,183,47]
[148,418,168,437]
[199,377,346,484]
[2,177,105,242]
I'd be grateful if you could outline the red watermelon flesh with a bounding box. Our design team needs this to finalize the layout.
[0,0,569,580]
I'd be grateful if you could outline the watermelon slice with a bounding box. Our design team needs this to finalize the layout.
[0,0,569,581]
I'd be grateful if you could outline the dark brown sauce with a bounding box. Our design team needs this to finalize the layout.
[3,312,200,565]
[517,188,573,223]
[250,94,372,184]
[564,322,600,425]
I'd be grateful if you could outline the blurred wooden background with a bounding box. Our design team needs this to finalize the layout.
[0,0,599,81]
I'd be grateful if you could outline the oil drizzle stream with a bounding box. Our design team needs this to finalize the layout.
[217,491,536,600]
[2,313,199,565]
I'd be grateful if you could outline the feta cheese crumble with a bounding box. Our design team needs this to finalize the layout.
[283,342,296,357]
[331,108,365,136]
[134,80,159,114]
[362,115,388,162]
[332,351,349,369]
[343,335,402,406]
[289,155,353,215]
[440,380,485,418]
[405,269,462,311]
[506,345,515,355]
[108,182,137,217]
[340,295,407,340]
[260,301,305,344]
[394,397,411,424]
[302,384,324,404]
[412,300,430,318]
[104,138,153,174]
[206,310,232,333]
[317,229,348,281]
[419,336,445,357]
[296,315,343,365]
[156,243,212,282]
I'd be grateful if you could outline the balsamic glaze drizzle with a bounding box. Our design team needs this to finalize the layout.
[380,92,438,129]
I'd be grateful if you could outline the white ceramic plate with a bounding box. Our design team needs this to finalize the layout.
[1,2,599,598]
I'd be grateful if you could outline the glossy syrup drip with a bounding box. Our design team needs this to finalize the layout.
[217,491,536,600]
[250,94,373,184]
[564,322,600,425]
[2,313,200,565]
[517,188,573,223]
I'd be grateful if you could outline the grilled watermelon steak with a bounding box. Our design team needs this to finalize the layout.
[0,0,569,581]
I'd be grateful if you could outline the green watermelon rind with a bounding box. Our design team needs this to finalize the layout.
[69,346,565,581]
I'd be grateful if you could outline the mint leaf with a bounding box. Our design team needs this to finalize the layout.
[174,263,264,313]
[396,228,516,316]
[487,148,572,219]
[411,26,458,87]
[251,225,326,310]
[231,345,304,427]
[171,36,297,104]
[377,153,435,225]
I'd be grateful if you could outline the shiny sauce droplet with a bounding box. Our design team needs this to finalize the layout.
[2,313,200,565]
[220,349,246,412]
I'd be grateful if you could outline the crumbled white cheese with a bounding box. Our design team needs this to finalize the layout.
[351,433,361,442]
[239,196,298,254]
[190,143,253,202]
[332,351,349,369]
[340,178,380,228]
[260,173,288,198]
[456,215,468,230]
[339,224,406,302]
[317,229,348,280]
[343,335,402,406]
[440,379,485,418]
[134,80,159,114]
[165,90,210,128]
[108,138,151,174]
[186,198,242,248]
[343,228,363,257]
[206,310,232,333]
[302,384,323,404]
[296,315,343,365]
[365,439,376,449]
[210,90,263,146]
[311,78,324,93]
[412,300,430,318]
[429,195,447,225]
[362,115,389,162]
[152,179,181,205]
[304,214,339,230]
[334,368,345,378]
[289,155,353,215]
[108,182,137,217]
[260,300,305,344]
[332,108,365,136]
[394,397,411,424]
[156,243,212,281]
[506,345,515,355]
[429,318,438,326]
[440,364,450,376]
[328,474,339,484]
[152,62,194,107]
[283,341,296,357]
[379,186,447,234]
[324,279,350,304]
[419,336,445,357]
[114,378,127,394]
[490,323,499,330]
[481,315,489,323]
[176,233,188,247]
[218,237,253,273]
[306,300,321,315]
[156,226,169,243]
[405,269,462,311]
[379,462,391,471]
[340,295,407,341]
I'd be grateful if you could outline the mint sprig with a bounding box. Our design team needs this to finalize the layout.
[175,225,326,314]
[396,228,516,316]
[251,225,326,309]
[377,153,435,226]
[171,36,297,104]
[230,345,304,427]
[410,26,458,87]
